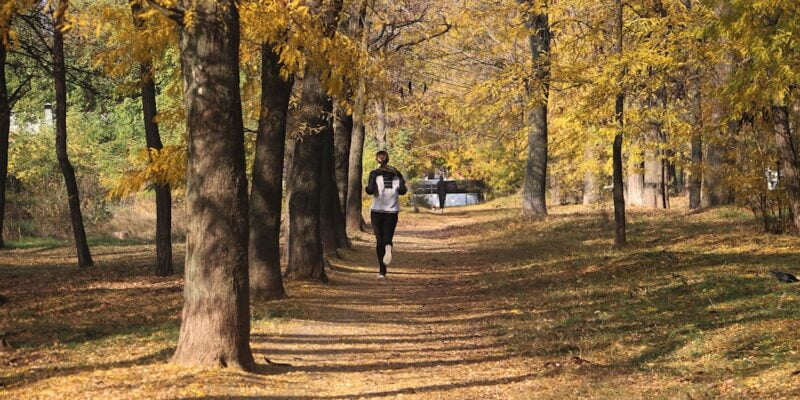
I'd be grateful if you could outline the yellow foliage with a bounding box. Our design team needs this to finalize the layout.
[109,146,186,199]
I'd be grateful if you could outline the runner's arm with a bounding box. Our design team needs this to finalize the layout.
[398,172,408,195]
[365,170,378,195]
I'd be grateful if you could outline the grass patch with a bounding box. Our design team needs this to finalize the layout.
[472,202,800,398]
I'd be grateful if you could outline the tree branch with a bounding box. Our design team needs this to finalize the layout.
[144,0,184,23]
[393,17,452,52]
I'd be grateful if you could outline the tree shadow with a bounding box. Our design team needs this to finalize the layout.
[0,346,176,390]
[178,372,539,399]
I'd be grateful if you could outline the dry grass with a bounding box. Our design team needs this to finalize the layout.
[0,197,799,399]
[102,196,187,240]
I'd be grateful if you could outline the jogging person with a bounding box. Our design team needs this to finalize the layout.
[366,150,407,278]
[436,175,447,213]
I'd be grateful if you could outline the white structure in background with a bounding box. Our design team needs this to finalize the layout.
[412,173,486,208]
[9,103,53,134]
[766,168,779,191]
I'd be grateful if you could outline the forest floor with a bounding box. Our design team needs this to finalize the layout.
[1,197,800,399]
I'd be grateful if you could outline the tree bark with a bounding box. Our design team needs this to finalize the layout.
[520,2,550,217]
[285,0,343,281]
[688,97,703,209]
[773,105,800,232]
[171,0,254,371]
[345,99,366,231]
[286,71,327,282]
[582,146,599,205]
[321,124,350,253]
[701,139,725,207]
[374,97,387,150]
[132,1,172,276]
[612,0,626,247]
[249,45,293,301]
[345,8,370,232]
[627,161,644,206]
[643,136,664,208]
[680,0,702,210]
[53,1,93,268]
[0,45,9,248]
[320,118,340,257]
[332,103,352,213]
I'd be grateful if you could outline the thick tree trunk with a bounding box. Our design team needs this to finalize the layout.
[171,0,255,371]
[249,45,293,300]
[132,2,173,276]
[286,0,343,281]
[773,106,800,232]
[520,4,550,217]
[612,0,626,247]
[320,126,350,253]
[286,66,328,282]
[626,161,644,206]
[332,103,352,213]
[53,3,93,268]
[701,139,725,207]
[582,147,599,205]
[643,137,664,209]
[0,46,9,248]
[320,120,340,257]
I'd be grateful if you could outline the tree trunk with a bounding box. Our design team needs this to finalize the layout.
[332,103,352,213]
[773,105,800,232]
[626,161,644,206]
[701,139,725,207]
[345,0,369,232]
[320,118,340,257]
[321,125,350,253]
[53,2,93,268]
[582,146,599,205]
[132,2,172,276]
[345,57,369,230]
[171,0,254,371]
[612,0,626,247]
[643,136,664,208]
[285,0,343,281]
[345,102,366,231]
[688,98,703,209]
[374,97,387,150]
[520,3,550,217]
[142,63,173,276]
[0,45,9,248]
[249,45,293,301]
[286,71,327,282]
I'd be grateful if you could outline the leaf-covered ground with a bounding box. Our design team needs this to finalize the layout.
[1,198,799,399]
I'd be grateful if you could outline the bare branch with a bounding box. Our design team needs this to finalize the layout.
[144,0,184,23]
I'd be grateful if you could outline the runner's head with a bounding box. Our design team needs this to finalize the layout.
[376,150,389,166]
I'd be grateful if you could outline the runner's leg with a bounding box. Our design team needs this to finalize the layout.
[371,211,387,275]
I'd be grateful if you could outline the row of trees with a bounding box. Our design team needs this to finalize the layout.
[396,0,800,241]
[3,0,798,371]
[1,0,451,370]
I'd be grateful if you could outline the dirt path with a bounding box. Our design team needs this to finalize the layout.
[240,210,539,399]
[2,208,551,399]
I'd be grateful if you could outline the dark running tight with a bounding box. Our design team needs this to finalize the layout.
[371,211,398,275]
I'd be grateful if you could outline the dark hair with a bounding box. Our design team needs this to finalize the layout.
[376,150,389,164]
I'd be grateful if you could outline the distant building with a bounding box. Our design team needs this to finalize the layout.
[10,103,53,134]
